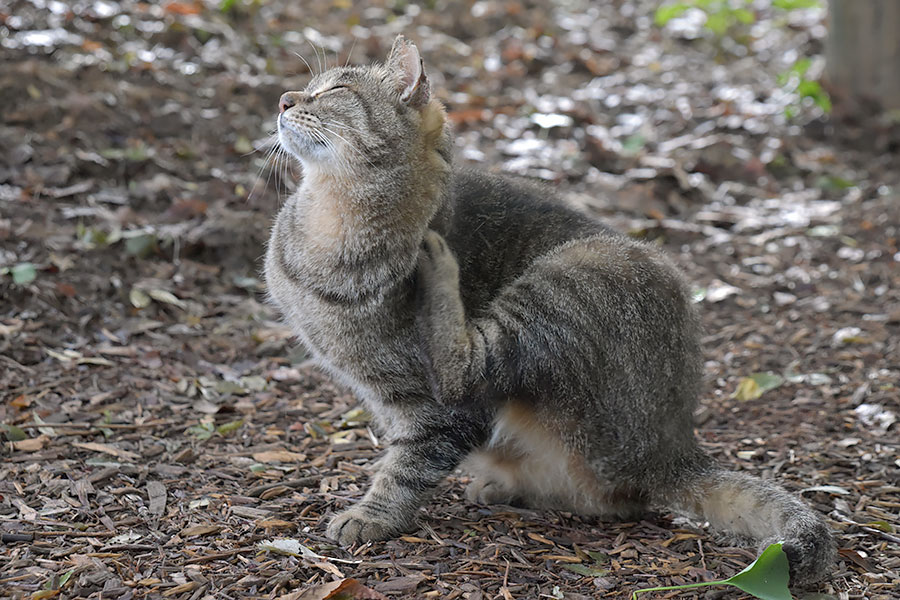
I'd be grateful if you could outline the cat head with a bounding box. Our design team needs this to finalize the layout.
[277,35,448,173]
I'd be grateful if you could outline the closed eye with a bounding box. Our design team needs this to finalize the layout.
[317,85,349,97]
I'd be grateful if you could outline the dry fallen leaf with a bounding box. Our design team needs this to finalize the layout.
[256,519,296,531]
[251,450,306,463]
[278,578,388,600]
[72,441,140,461]
[11,435,49,452]
[181,524,223,537]
[162,582,199,597]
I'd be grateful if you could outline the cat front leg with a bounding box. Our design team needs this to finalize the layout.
[415,230,490,405]
[327,415,485,545]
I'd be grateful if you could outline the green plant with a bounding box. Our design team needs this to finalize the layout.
[778,57,832,117]
[656,1,831,119]
[187,419,244,441]
[2,262,38,285]
[771,0,819,8]
[655,0,823,40]
[633,542,792,600]
[655,0,756,37]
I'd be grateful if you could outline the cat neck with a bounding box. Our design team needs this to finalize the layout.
[294,160,446,253]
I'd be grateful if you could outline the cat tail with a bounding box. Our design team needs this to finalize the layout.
[662,459,835,586]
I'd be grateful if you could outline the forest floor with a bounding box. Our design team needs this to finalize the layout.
[1,1,898,599]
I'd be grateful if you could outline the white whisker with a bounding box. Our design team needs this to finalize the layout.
[294,51,315,77]
[344,38,357,68]
[307,40,322,75]
[243,133,277,157]
[248,139,282,201]
[319,124,376,169]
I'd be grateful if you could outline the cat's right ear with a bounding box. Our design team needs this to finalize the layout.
[386,35,430,108]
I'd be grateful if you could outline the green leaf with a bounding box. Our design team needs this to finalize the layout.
[622,133,646,155]
[750,372,784,393]
[734,8,755,24]
[796,79,820,96]
[725,542,792,600]
[773,0,820,9]
[2,423,28,442]
[815,175,854,191]
[562,564,610,577]
[125,233,157,257]
[11,262,37,285]
[704,12,730,35]
[633,543,792,600]
[812,92,831,113]
[187,422,215,441]
[239,375,267,392]
[734,372,784,401]
[56,568,75,588]
[790,58,812,77]
[216,419,244,436]
[654,4,690,26]
[861,520,894,533]
[339,406,372,428]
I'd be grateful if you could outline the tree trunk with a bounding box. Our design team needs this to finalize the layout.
[826,0,900,112]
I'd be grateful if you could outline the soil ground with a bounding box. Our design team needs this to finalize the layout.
[1,1,898,599]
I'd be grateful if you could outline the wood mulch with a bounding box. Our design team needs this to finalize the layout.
[1,0,898,598]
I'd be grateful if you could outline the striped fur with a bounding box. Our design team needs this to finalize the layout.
[264,35,834,585]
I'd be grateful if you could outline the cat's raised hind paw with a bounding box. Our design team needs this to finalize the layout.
[417,230,458,285]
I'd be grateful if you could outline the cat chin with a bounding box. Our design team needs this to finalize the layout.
[278,129,330,163]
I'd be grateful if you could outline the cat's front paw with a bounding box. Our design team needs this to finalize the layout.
[326,506,405,546]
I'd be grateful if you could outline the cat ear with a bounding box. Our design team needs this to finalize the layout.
[386,35,430,107]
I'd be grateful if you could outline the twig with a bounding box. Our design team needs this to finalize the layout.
[15,420,174,430]
[0,573,38,584]
[832,513,900,544]
[7,375,82,397]
[246,476,321,497]
[0,355,35,374]
[184,547,255,564]
[32,531,118,538]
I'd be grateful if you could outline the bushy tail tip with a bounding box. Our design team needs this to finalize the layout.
[665,465,835,586]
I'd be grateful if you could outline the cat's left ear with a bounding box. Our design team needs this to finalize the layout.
[386,35,430,107]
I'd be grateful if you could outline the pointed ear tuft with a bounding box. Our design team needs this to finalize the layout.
[386,35,430,107]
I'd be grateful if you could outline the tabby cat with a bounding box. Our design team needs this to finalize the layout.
[263,35,834,585]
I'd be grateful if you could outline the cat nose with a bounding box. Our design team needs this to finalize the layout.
[279,92,303,113]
